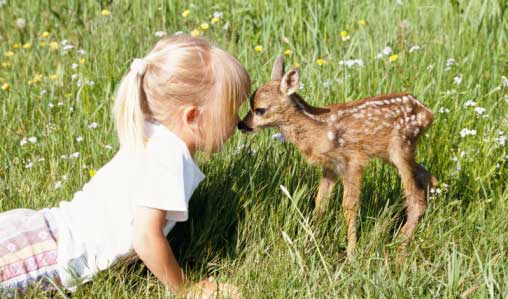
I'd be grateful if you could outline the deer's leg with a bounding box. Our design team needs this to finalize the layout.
[341,161,364,258]
[314,167,338,217]
[390,150,427,249]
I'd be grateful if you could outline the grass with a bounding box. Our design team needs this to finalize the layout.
[1,0,507,298]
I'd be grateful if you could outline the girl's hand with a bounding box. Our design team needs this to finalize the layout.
[186,277,240,299]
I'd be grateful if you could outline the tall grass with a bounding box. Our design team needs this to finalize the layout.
[0,0,507,298]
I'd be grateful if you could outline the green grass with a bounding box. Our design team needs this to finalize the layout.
[1,0,508,298]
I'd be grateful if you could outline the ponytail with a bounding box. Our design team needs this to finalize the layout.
[113,59,147,153]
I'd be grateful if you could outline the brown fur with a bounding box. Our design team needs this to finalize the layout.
[238,56,437,257]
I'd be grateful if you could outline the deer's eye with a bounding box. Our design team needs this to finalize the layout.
[254,108,267,116]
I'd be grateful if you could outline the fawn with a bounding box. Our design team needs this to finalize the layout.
[238,56,437,256]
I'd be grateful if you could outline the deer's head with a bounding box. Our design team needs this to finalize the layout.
[237,56,302,133]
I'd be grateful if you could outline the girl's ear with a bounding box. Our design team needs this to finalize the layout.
[182,106,199,128]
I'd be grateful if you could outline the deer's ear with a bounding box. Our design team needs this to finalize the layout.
[280,69,299,96]
[271,55,285,81]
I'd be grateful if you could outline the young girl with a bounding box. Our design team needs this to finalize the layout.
[0,35,251,298]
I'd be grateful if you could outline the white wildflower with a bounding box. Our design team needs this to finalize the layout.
[438,107,450,113]
[464,100,477,107]
[88,122,98,129]
[40,89,47,96]
[76,136,84,142]
[502,76,508,87]
[71,74,78,80]
[323,80,331,88]
[454,75,462,85]
[213,11,223,19]
[496,135,506,146]
[28,136,37,144]
[87,80,95,86]
[63,44,74,51]
[459,128,477,138]
[62,175,68,181]
[20,137,27,146]
[174,31,184,36]
[48,102,54,109]
[154,31,167,37]
[61,39,69,46]
[57,101,64,106]
[71,63,78,69]
[25,161,33,169]
[382,47,392,56]
[445,58,456,71]
[299,82,304,90]
[0,0,7,7]
[60,155,67,159]
[223,21,230,30]
[54,181,62,189]
[77,49,86,55]
[105,144,113,150]
[15,18,26,29]
[272,133,285,143]
[474,107,486,115]
[70,152,80,158]
[427,64,434,71]
[77,79,83,87]
[408,45,421,53]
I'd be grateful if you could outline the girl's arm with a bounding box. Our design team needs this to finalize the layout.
[132,206,186,294]
[132,206,240,298]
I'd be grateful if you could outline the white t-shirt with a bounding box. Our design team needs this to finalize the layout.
[49,121,205,289]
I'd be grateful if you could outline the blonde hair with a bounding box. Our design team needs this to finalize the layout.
[113,35,251,153]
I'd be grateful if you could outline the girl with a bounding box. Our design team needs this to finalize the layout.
[0,35,251,298]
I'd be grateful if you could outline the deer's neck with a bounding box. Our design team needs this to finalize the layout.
[278,110,324,147]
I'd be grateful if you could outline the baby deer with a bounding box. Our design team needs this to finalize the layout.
[238,56,437,256]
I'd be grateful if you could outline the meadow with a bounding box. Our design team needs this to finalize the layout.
[1,0,507,298]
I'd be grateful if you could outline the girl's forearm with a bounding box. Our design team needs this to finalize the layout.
[134,233,186,294]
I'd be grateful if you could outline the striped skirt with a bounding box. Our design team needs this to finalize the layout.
[0,209,61,296]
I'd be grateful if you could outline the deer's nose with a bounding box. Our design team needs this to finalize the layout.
[237,121,253,133]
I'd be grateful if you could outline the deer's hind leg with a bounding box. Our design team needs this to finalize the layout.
[389,143,427,249]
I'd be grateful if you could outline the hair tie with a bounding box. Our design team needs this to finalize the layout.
[130,58,147,76]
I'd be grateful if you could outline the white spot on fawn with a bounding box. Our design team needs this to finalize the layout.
[327,131,335,141]
[329,114,337,122]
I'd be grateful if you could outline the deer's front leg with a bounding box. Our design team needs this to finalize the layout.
[314,167,338,217]
[342,161,364,258]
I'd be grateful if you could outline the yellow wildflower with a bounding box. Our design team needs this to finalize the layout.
[200,23,209,30]
[389,54,398,62]
[49,42,59,50]
[49,74,57,81]
[358,19,366,26]
[88,169,96,177]
[283,49,292,56]
[211,17,220,24]
[30,74,43,85]
[1,83,9,91]
[254,45,263,52]
[190,29,201,37]
[12,43,20,49]
[341,31,350,41]
[293,62,301,68]
[4,51,14,57]
[316,58,325,66]
[23,42,31,49]
[39,41,47,47]
[41,31,50,38]
[79,58,86,65]
[182,10,190,18]
[1,62,11,68]
[101,9,110,16]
